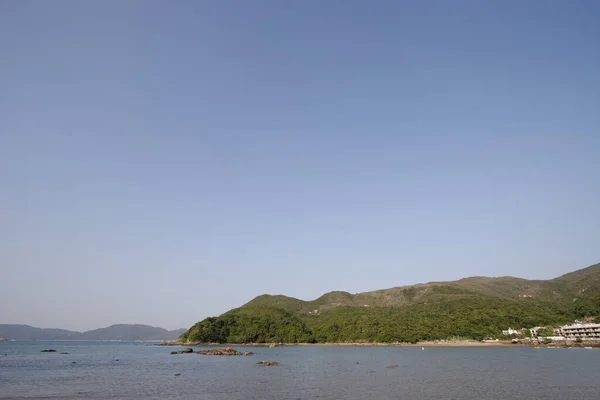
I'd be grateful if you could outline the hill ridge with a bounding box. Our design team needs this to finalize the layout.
[241,263,600,312]
[181,262,600,344]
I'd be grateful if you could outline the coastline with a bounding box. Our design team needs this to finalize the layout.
[163,340,600,348]
[163,340,530,348]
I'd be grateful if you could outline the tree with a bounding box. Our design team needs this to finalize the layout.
[536,327,555,337]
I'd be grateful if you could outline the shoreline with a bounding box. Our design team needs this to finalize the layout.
[163,340,600,348]
[163,340,530,348]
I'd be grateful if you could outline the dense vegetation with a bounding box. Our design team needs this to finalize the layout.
[180,263,600,344]
[307,297,569,343]
[180,307,314,344]
[180,298,570,344]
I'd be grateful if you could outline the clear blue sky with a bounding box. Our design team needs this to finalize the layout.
[1,0,599,331]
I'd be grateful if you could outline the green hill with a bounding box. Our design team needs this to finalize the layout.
[181,262,600,344]
[180,307,314,344]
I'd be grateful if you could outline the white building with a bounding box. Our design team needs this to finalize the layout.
[559,323,600,340]
[502,328,526,336]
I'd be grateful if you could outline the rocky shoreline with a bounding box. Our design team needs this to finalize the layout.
[170,347,254,356]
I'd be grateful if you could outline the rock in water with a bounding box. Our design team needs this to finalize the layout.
[174,373,181,376]
[40,349,56,353]
[196,347,250,356]
[170,351,178,355]
[259,361,279,366]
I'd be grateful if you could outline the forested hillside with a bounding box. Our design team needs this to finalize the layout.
[181,263,600,344]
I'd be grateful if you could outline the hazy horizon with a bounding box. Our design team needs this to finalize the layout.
[2,1,599,332]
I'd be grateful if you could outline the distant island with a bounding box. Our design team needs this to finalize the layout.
[180,262,600,345]
[0,324,186,342]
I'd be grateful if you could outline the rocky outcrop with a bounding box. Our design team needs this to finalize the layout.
[256,361,279,366]
[195,347,253,356]
[181,348,194,353]
[169,347,254,356]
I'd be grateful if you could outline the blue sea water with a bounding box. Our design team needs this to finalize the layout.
[0,341,598,399]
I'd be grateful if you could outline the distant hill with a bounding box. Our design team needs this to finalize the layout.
[180,262,600,344]
[0,324,186,341]
[78,324,186,341]
[0,325,79,341]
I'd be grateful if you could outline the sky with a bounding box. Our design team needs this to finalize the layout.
[1,0,599,332]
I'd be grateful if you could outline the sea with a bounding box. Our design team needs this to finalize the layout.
[0,341,598,399]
